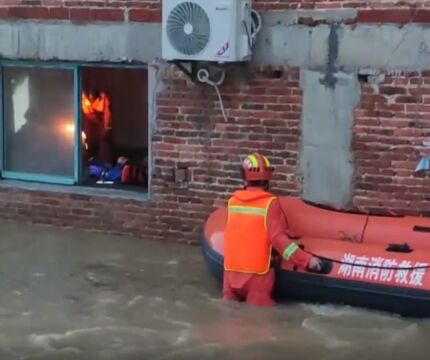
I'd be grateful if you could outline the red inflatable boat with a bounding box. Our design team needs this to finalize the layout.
[201,196,430,317]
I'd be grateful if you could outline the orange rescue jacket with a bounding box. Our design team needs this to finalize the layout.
[224,190,276,274]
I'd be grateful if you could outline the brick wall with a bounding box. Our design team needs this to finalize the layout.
[154,66,302,201]
[1,65,430,240]
[0,0,161,22]
[2,0,430,24]
[255,0,429,13]
[353,71,430,216]
[0,66,303,244]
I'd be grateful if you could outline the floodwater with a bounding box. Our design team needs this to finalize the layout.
[0,221,429,360]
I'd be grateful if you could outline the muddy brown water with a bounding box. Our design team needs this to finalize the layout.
[0,221,429,360]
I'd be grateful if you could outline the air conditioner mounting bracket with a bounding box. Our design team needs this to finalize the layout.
[171,60,199,83]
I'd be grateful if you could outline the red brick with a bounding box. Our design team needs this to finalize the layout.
[409,88,430,95]
[315,2,344,9]
[413,9,430,23]
[393,78,409,86]
[266,88,293,96]
[395,95,422,103]
[49,7,69,19]
[69,7,90,21]
[90,8,124,21]
[405,104,430,112]
[377,103,405,111]
[357,9,415,24]
[0,8,8,18]
[242,87,267,95]
[278,96,302,104]
[342,1,367,8]
[297,16,322,26]
[362,94,387,103]
[6,6,41,19]
[129,8,161,22]
[153,143,176,151]
[163,136,186,144]
[65,0,105,6]
[379,86,407,95]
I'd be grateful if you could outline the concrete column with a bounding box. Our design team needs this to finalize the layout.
[299,70,360,209]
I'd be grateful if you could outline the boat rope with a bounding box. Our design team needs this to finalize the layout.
[359,214,370,243]
[306,251,430,271]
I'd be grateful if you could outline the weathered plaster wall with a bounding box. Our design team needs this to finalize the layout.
[299,70,360,208]
[0,21,160,64]
[2,16,430,71]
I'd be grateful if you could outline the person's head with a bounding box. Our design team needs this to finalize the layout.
[89,88,101,100]
[117,156,129,167]
[240,153,274,191]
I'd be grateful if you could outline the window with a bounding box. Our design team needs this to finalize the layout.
[80,67,149,190]
[0,62,149,193]
[2,66,76,184]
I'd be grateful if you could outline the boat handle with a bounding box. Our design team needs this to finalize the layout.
[386,243,413,253]
[305,259,333,275]
[297,243,333,274]
[413,225,430,233]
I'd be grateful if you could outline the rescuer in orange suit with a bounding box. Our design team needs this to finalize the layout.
[82,90,113,166]
[93,90,113,166]
[223,153,322,307]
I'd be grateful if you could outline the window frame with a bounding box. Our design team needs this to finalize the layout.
[0,61,79,185]
[0,60,149,192]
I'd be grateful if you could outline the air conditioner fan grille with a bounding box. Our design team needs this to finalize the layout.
[166,2,210,56]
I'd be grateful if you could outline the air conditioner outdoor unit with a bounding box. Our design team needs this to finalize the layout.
[162,0,255,62]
